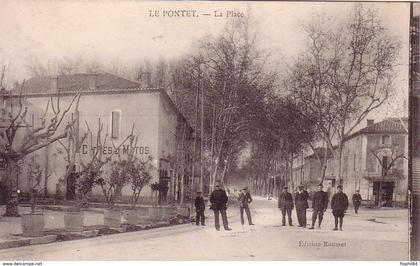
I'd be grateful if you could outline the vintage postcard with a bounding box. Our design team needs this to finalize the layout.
[0,0,417,262]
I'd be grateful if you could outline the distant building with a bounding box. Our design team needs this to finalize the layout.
[292,118,408,206]
[0,73,193,204]
[341,118,408,207]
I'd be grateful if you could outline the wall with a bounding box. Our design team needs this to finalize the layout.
[14,91,162,199]
[341,135,365,198]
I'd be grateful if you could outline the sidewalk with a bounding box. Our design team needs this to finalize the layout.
[0,204,190,250]
[0,197,409,257]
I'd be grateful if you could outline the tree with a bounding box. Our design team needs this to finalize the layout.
[287,4,401,185]
[20,156,44,214]
[371,142,407,206]
[0,67,80,216]
[111,133,154,208]
[58,117,131,209]
[170,17,276,192]
[129,157,153,208]
[246,95,316,194]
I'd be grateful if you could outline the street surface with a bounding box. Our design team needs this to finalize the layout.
[0,197,409,260]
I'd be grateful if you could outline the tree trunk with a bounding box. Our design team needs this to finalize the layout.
[320,145,328,183]
[44,144,49,197]
[377,177,383,207]
[290,156,295,192]
[5,159,20,217]
[336,143,344,187]
[321,164,327,183]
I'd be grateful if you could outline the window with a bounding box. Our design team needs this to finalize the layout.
[111,111,121,139]
[381,135,390,145]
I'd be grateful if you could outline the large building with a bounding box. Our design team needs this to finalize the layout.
[292,118,408,207]
[341,118,408,207]
[0,73,193,204]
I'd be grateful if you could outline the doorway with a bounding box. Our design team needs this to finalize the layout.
[373,181,394,207]
[66,165,76,200]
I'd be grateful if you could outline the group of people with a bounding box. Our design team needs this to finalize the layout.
[279,184,362,231]
[194,180,363,232]
[194,180,254,231]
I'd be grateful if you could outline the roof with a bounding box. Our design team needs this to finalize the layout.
[19,73,141,94]
[346,117,408,141]
[4,73,192,131]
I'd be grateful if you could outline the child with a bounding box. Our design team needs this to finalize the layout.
[194,191,206,226]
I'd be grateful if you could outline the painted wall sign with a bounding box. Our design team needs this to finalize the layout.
[81,144,150,155]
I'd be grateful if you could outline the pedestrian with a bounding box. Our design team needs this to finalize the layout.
[308,184,329,229]
[352,189,362,214]
[331,185,349,231]
[209,181,232,231]
[278,186,294,226]
[295,185,309,227]
[238,187,254,226]
[194,191,206,226]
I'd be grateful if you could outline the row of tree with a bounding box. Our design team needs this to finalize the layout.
[1,4,403,207]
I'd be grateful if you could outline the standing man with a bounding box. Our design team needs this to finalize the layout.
[209,181,232,231]
[194,191,206,226]
[352,189,362,214]
[238,187,254,226]
[278,186,294,226]
[295,185,309,227]
[331,185,349,231]
[308,184,329,229]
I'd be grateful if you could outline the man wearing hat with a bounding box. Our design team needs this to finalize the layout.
[295,185,309,227]
[209,180,232,231]
[194,191,206,226]
[309,184,329,229]
[352,189,362,214]
[278,186,294,226]
[331,185,349,231]
[238,187,254,225]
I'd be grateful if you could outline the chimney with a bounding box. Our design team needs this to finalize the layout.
[50,76,58,92]
[367,119,374,127]
[88,74,97,90]
[139,72,151,88]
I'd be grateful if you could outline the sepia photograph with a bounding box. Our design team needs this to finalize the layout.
[0,0,416,261]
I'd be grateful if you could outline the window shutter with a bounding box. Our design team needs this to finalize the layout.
[111,111,120,139]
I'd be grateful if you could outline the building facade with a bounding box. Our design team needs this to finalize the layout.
[0,73,193,204]
[341,118,408,207]
[292,118,408,206]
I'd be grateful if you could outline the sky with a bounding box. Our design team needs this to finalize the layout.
[0,1,411,124]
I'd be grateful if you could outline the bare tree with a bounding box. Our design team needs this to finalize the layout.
[57,116,131,209]
[371,143,407,206]
[0,67,80,216]
[170,17,276,193]
[288,4,401,185]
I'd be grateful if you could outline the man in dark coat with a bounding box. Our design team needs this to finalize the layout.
[238,187,254,225]
[352,189,362,214]
[295,185,309,227]
[194,191,206,226]
[278,186,294,226]
[308,184,329,229]
[209,181,232,231]
[331,185,349,231]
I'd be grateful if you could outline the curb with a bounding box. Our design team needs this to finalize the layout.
[0,235,57,250]
[0,219,189,250]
